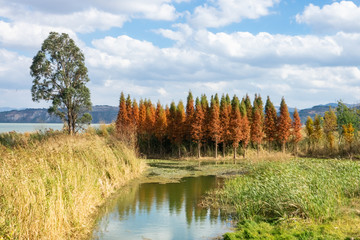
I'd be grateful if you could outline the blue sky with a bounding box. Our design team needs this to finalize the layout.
[1,0,360,109]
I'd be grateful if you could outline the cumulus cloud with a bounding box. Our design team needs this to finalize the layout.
[157,27,360,66]
[189,0,280,28]
[296,1,360,33]
[81,30,360,108]
[0,21,78,49]
[0,49,32,88]
[0,0,179,22]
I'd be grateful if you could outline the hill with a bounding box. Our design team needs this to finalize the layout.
[297,103,338,123]
[0,105,118,123]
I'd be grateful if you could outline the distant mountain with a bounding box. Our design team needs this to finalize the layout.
[0,105,118,123]
[0,107,22,112]
[296,103,358,124]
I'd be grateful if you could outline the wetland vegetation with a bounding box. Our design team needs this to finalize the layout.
[0,127,145,239]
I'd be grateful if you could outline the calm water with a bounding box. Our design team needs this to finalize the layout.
[0,123,100,133]
[93,176,232,240]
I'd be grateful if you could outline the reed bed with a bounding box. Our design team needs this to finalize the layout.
[0,133,146,239]
[217,159,360,221]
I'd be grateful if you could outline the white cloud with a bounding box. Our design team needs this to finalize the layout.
[158,28,360,66]
[0,0,179,22]
[157,88,168,96]
[0,49,32,88]
[0,21,77,48]
[189,0,280,28]
[296,1,360,33]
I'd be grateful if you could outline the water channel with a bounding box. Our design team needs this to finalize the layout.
[92,175,233,240]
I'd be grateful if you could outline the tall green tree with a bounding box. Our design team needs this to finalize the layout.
[244,94,252,123]
[30,32,92,134]
[185,91,195,154]
[336,101,359,135]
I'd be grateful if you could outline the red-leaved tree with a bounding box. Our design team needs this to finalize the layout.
[277,97,292,153]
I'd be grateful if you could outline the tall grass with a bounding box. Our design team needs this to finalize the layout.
[216,159,360,222]
[0,133,146,239]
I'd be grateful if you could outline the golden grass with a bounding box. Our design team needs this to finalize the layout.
[0,134,146,240]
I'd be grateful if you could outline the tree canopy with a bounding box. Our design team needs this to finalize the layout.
[30,32,92,134]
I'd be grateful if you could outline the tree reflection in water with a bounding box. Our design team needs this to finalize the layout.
[93,175,232,240]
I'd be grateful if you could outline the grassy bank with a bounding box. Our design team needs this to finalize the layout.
[206,159,360,239]
[0,132,146,239]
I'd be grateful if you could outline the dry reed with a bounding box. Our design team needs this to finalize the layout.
[0,133,146,239]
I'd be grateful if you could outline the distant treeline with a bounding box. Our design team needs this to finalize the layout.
[115,91,359,158]
[115,91,302,158]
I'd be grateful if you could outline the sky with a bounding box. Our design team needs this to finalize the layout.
[1,0,360,109]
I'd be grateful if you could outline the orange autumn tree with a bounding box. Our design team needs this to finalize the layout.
[200,94,210,151]
[145,100,156,154]
[240,99,251,158]
[175,100,186,157]
[209,96,221,158]
[277,97,292,153]
[264,96,277,151]
[115,92,129,136]
[219,94,231,158]
[155,101,167,156]
[229,95,242,160]
[132,99,139,128]
[191,97,204,158]
[292,108,302,155]
[167,101,177,152]
[251,105,263,153]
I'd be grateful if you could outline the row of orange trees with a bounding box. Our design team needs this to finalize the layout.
[115,92,302,158]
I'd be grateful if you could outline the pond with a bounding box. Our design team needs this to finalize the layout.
[92,175,232,240]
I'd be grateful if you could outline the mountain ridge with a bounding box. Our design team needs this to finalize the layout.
[0,105,118,124]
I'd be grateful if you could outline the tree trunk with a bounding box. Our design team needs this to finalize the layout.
[197,141,201,158]
[233,146,236,163]
[215,138,218,159]
[178,144,181,158]
[282,141,286,153]
[243,147,247,158]
[257,144,260,155]
[160,139,163,157]
[268,141,271,152]
[223,142,226,158]
[294,142,298,158]
[189,140,193,157]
